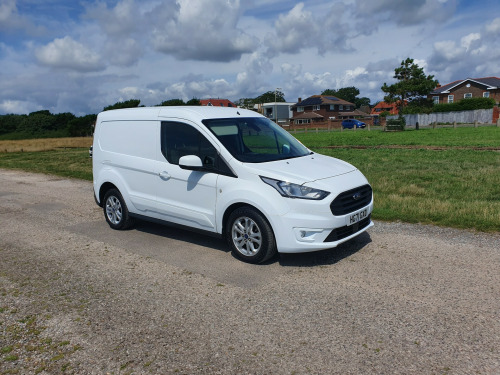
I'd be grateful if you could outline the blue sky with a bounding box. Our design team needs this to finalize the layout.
[1,0,499,115]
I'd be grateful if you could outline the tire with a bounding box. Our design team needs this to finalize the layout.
[103,188,134,230]
[226,207,277,264]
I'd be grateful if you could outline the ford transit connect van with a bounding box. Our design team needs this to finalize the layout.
[92,106,373,263]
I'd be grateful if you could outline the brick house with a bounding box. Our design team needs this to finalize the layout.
[429,77,500,105]
[291,95,363,124]
[200,98,236,107]
[370,101,400,115]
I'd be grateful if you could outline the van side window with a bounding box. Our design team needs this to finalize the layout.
[161,121,234,176]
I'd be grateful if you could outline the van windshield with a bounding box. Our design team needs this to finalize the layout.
[202,117,310,163]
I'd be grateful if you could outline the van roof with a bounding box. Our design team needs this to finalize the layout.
[97,106,261,123]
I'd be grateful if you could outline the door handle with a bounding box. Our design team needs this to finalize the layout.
[158,171,171,180]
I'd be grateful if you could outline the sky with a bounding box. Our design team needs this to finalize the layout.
[0,0,499,116]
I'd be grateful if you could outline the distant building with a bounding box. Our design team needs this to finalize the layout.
[200,98,236,107]
[370,101,401,116]
[255,102,295,124]
[291,95,365,125]
[429,77,500,105]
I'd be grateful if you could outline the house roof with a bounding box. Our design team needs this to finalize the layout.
[200,98,236,107]
[370,101,399,115]
[430,77,500,94]
[341,110,370,117]
[294,95,354,107]
[292,112,324,120]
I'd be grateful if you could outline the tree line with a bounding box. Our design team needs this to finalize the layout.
[0,88,372,140]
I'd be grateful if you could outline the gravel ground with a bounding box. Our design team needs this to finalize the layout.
[0,169,499,375]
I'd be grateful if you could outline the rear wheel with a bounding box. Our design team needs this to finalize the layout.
[103,189,134,230]
[226,207,277,264]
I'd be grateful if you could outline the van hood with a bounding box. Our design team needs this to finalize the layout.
[244,153,357,184]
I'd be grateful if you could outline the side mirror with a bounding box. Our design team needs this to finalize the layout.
[179,155,204,171]
[282,144,290,154]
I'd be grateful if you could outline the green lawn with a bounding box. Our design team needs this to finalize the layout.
[295,125,500,148]
[0,126,499,232]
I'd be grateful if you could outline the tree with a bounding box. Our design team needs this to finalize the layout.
[186,98,201,106]
[67,114,97,137]
[254,90,285,104]
[103,99,141,111]
[160,99,185,106]
[355,97,371,108]
[381,58,438,116]
[321,87,370,108]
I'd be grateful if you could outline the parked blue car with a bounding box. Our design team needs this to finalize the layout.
[342,119,366,129]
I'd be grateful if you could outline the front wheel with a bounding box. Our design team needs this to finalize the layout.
[103,189,134,230]
[226,207,277,264]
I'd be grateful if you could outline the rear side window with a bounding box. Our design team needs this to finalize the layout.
[161,121,234,176]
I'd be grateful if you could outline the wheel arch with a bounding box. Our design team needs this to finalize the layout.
[98,182,119,207]
[222,202,275,240]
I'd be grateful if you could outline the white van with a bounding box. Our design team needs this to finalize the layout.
[92,106,373,263]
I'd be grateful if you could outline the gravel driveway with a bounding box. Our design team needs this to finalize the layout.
[0,169,499,374]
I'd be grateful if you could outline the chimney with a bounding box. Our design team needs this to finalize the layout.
[298,97,302,103]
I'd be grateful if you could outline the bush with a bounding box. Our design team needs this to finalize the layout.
[386,117,406,131]
[433,97,495,113]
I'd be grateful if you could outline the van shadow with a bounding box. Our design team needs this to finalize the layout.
[133,220,229,253]
[276,232,372,267]
[132,219,372,267]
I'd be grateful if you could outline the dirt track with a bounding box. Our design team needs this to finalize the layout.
[0,169,499,374]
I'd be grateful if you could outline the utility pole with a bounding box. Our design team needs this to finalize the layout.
[275,88,281,123]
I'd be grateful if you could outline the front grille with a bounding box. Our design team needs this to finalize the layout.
[330,184,372,216]
[324,215,371,242]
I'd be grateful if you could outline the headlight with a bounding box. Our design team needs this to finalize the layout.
[260,176,330,200]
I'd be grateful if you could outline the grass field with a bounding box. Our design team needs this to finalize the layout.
[0,127,499,232]
[0,137,93,153]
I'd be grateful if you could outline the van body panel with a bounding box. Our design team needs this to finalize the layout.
[154,162,218,231]
[243,153,356,184]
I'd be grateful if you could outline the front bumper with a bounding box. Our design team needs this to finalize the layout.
[270,200,374,253]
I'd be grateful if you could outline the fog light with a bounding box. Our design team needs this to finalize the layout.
[294,228,325,242]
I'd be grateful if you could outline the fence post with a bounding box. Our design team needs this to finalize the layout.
[316,127,318,133]
[453,121,456,129]
[474,120,478,128]
[368,123,370,131]
[497,118,500,128]
[433,121,437,129]
[305,126,307,133]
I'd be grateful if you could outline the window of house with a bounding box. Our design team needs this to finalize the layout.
[433,96,440,104]
[464,93,472,99]
[448,95,454,103]
[483,92,490,98]
[297,106,304,112]
[339,105,343,110]
[313,105,320,111]
[329,104,335,110]
[296,119,311,124]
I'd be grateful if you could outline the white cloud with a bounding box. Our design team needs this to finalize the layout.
[0,0,44,34]
[85,0,139,36]
[0,99,41,114]
[35,36,105,72]
[354,0,457,26]
[265,2,352,56]
[485,17,500,34]
[151,0,257,62]
[461,33,481,51]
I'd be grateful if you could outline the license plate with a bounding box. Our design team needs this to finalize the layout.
[347,208,368,226]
